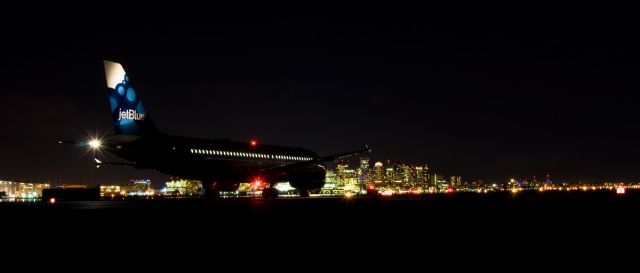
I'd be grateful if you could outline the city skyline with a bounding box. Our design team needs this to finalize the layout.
[3,4,640,184]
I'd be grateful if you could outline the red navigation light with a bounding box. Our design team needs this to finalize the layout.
[250,140,257,147]
[252,177,263,188]
[49,198,56,204]
[368,185,375,190]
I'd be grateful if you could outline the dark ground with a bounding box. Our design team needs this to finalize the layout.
[2,191,637,266]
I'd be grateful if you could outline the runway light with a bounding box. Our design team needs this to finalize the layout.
[88,139,101,149]
[49,198,56,204]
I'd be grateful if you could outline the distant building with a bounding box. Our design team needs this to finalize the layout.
[431,174,448,190]
[450,176,462,187]
[358,156,369,187]
[335,162,358,192]
[373,162,384,183]
[100,179,153,197]
[165,179,203,195]
[0,180,50,199]
[325,170,337,184]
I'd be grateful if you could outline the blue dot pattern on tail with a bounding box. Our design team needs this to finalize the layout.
[107,74,147,134]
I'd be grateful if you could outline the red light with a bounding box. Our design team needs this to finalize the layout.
[252,177,263,189]
[49,198,56,204]
[368,185,375,190]
[250,140,257,146]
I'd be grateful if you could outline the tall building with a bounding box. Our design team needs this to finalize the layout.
[431,174,447,189]
[373,162,385,183]
[399,163,411,185]
[325,170,337,184]
[414,165,429,187]
[357,156,370,193]
[450,176,462,187]
[334,161,358,192]
[336,161,349,188]
[385,166,395,184]
[359,157,369,172]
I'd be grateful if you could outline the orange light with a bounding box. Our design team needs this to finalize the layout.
[49,198,56,204]
[250,140,257,146]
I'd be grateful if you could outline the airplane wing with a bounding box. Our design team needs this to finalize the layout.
[317,145,372,162]
[93,158,137,168]
[259,145,372,173]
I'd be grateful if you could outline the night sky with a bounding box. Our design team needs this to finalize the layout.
[2,3,640,185]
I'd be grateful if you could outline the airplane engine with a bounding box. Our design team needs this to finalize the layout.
[288,164,326,191]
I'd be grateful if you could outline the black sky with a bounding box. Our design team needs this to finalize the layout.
[2,3,640,185]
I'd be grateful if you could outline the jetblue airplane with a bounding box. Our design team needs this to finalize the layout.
[68,60,370,197]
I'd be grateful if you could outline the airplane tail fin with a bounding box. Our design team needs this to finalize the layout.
[103,60,159,136]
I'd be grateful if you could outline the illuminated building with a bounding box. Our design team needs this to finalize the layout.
[337,163,359,192]
[165,179,203,195]
[100,185,122,197]
[326,161,431,193]
[373,162,384,183]
[0,180,50,199]
[359,157,369,172]
[131,179,150,192]
[358,156,369,190]
[336,162,349,188]
[414,165,429,187]
[398,163,410,184]
[321,171,339,195]
[325,170,337,184]
[385,167,395,184]
[431,174,448,190]
[100,179,154,197]
[450,176,462,187]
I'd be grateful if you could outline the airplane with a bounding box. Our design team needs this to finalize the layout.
[64,60,371,198]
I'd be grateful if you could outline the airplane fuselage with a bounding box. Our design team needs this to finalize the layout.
[104,133,326,191]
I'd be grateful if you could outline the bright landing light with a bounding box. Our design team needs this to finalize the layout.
[88,139,102,149]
